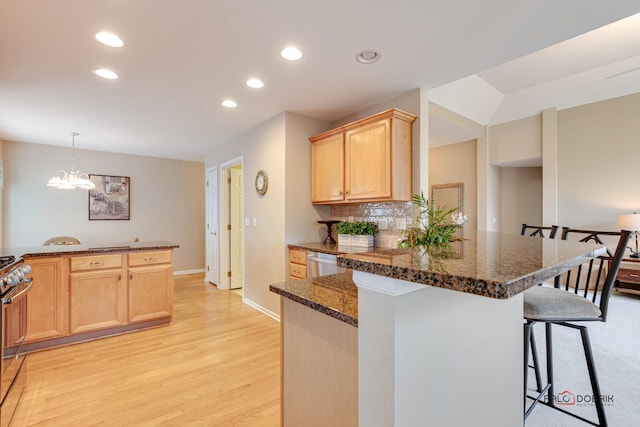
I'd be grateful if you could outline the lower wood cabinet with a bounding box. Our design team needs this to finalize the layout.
[289,248,307,280]
[69,254,126,334]
[25,257,67,343]
[128,266,172,323]
[23,249,174,350]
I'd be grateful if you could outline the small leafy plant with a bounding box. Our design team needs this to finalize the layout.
[336,221,378,236]
[400,192,467,248]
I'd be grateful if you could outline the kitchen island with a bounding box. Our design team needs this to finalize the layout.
[272,232,606,427]
[6,241,178,352]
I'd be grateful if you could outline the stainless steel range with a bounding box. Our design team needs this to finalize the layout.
[0,255,33,427]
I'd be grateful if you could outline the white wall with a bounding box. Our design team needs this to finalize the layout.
[558,92,640,229]
[284,113,332,245]
[477,92,640,234]
[2,140,205,272]
[205,112,330,317]
[490,115,542,166]
[428,139,477,235]
[499,167,542,234]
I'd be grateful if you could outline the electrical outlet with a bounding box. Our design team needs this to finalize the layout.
[253,218,257,227]
[349,216,354,222]
[396,218,406,230]
[378,219,388,230]
[244,217,250,227]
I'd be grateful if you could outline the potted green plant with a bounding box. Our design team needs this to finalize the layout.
[336,221,378,247]
[399,192,467,248]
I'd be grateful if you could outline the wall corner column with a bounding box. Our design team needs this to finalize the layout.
[542,108,558,225]
[418,88,429,194]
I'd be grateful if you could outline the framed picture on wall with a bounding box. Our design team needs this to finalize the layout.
[88,174,130,220]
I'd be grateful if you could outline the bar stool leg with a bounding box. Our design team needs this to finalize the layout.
[545,322,554,405]
[530,330,542,392]
[524,322,531,412]
[580,326,608,427]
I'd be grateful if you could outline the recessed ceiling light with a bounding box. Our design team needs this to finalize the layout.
[222,100,238,108]
[95,31,124,48]
[281,47,303,61]
[246,78,264,89]
[356,49,381,64]
[93,68,118,79]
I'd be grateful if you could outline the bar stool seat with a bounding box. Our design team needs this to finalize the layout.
[524,286,602,321]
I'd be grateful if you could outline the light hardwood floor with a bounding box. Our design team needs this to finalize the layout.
[11,273,281,426]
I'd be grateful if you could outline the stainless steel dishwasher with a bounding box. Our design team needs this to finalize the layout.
[306,251,346,278]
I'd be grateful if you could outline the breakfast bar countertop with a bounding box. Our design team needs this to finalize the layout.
[337,231,607,299]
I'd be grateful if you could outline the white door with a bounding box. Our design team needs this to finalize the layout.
[206,167,219,285]
[229,166,244,289]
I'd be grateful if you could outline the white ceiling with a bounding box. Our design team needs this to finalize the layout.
[1,1,640,161]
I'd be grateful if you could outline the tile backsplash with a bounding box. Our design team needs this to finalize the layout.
[330,201,414,248]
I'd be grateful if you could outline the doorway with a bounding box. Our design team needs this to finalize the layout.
[220,158,244,291]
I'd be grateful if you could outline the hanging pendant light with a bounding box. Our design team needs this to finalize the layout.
[47,132,96,190]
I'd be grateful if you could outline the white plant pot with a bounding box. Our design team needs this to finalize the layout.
[338,234,374,248]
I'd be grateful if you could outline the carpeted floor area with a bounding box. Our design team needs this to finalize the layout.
[525,291,640,427]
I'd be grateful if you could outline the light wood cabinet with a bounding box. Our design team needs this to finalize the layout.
[69,254,126,334]
[21,247,175,352]
[311,133,344,203]
[128,250,174,323]
[25,257,67,343]
[289,248,307,280]
[309,108,416,204]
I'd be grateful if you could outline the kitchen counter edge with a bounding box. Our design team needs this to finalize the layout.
[270,271,358,327]
[3,240,179,259]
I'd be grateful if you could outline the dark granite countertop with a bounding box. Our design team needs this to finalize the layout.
[337,231,607,299]
[2,240,179,259]
[270,271,358,327]
[288,242,381,255]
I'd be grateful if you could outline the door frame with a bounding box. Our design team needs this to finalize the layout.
[219,156,245,291]
[205,166,219,285]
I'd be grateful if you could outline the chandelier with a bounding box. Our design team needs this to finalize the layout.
[47,132,96,190]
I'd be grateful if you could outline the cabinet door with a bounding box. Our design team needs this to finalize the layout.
[25,257,67,343]
[345,118,391,200]
[69,269,126,334]
[128,265,173,323]
[311,133,345,203]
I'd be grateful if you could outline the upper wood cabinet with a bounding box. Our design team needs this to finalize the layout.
[309,108,416,204]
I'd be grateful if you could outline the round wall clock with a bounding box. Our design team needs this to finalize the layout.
[255,170,268,195]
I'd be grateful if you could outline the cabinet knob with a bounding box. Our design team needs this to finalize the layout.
[130,273,133,280]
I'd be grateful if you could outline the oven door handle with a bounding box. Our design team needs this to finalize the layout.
[2,278,34,305]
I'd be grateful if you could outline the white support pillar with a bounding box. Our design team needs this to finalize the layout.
[354,270,524,427]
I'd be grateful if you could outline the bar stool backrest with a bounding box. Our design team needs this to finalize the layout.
[558,227,631,321]
[520,224,559,239]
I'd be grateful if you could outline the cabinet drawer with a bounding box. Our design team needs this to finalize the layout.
[71,254,122,271]
[617,268,640,285]
[289,263,307,279]
[129,250,172,267]
[290,249,307,266]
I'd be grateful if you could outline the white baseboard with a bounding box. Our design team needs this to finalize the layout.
[174,268,205,276]
[243,297,280,322]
